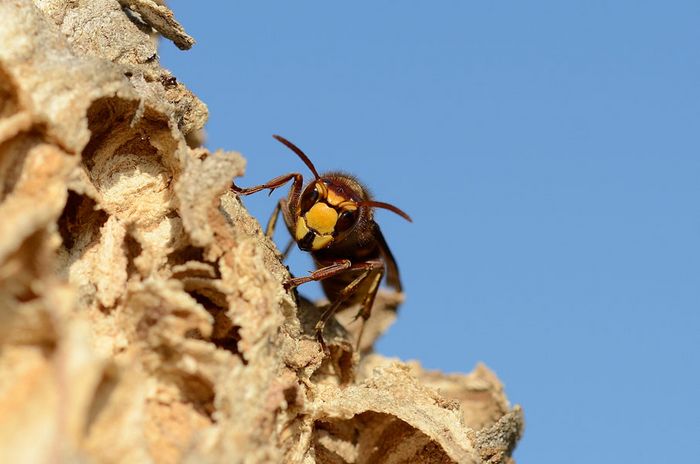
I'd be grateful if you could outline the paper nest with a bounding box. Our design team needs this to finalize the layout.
[0,1,523,463]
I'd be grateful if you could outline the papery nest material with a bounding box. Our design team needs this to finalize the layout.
[0,1,523,463]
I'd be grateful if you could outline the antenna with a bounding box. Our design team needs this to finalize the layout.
[357,200,412,222]
[272,135,321,180]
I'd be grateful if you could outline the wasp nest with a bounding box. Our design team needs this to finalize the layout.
[0,1,523,463]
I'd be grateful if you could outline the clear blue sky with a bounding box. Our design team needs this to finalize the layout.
[161,2,700,462]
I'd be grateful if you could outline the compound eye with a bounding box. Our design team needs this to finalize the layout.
[335,209,358,233]
[300,186,319,213]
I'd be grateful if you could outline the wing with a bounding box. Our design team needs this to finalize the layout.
[374,224,403,292]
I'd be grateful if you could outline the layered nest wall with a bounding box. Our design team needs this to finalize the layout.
[0,1,523,463]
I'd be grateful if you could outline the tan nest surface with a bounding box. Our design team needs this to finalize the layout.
[0,1,523,462]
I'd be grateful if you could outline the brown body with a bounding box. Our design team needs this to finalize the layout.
[232,136,410,349]
[315,221,398,320]
[291,173,402,318]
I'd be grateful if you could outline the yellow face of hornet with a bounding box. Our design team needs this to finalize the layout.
[294,180,359,251]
